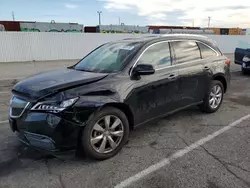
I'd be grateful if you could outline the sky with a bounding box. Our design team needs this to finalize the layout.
[0,0,250,28]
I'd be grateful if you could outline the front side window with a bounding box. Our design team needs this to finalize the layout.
[198,42,218,58]
[74,42,142,73]
[171,41,201,64]
[137,42,171,68]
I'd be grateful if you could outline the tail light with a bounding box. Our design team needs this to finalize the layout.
[225,59,231,66]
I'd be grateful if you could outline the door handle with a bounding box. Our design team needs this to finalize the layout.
[204,66,210,70]
[168,74,177,80]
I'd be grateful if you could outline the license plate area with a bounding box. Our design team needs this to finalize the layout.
[242,62,250,68]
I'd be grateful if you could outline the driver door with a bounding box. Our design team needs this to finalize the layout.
[128,41,181,125]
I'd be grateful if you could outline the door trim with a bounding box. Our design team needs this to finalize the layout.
[129,39,220,76]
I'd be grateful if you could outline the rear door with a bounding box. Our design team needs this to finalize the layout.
[170,40,210,107]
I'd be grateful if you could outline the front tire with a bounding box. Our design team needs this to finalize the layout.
[81,107,129,160]
[199,80,224,113]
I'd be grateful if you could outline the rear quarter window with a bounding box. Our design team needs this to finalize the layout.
[197,42,218,59]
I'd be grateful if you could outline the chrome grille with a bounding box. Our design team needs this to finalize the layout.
[10,96,30,118]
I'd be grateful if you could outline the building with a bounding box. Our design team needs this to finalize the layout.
[206,27,242,35]
[99,24,148,34]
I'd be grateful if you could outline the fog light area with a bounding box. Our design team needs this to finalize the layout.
[46,114,61,128]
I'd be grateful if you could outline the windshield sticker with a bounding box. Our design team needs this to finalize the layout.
[120,46,135,50]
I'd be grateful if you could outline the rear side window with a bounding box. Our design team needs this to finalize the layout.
[171,41,201,64]
[198,42,218,58]
[138,42,171,68]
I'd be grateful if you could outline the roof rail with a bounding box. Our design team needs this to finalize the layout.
[161,33,208,38]
[122,35,159,40]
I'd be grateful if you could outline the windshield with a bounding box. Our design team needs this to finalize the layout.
[74,42,142,73]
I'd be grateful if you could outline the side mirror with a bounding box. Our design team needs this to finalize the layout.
[133,64,155,76]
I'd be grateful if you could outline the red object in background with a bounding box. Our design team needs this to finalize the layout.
[225,59,231,66]
[0,21,21,31]
[84,26,98,33]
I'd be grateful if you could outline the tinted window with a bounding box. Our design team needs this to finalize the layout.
[75,42,142,73]
[171,41,201,64]
[137,42,171,68]
[198,42,218,58]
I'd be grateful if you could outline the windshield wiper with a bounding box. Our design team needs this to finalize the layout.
[74,68,95,72]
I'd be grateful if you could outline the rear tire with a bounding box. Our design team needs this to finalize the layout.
[81,107,129,160]
[199,80,224,113]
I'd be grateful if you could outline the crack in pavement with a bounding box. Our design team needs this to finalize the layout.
[140,128,175,136]
[234,126,250,128]
[59,174,66,188]
[176,134,250,185]
[175,133,189,146]
[198,124,225,127]
[224,162,250,174]
[201,146,250,187]
[44,159,52,175]
[44,158,66,188]
[125,143,184,151]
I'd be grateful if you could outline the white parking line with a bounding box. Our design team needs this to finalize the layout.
[0,91,9,94]
[0,120,8,124]
[115,114,250,188]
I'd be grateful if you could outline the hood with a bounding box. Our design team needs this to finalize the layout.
[13,68,108,99]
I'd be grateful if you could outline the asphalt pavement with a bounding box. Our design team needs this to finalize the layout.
[1,56,250,188]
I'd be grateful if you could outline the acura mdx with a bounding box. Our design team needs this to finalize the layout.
[9,34,231,160]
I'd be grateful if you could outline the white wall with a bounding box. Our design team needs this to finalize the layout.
[0,32,250,62]
[0,32,145,62]
[209,35,250,54]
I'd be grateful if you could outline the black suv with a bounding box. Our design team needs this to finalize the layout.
[9,34,231,160]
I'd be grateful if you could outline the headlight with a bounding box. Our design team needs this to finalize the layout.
[31,97,79,113]
[243,56,250,62]
[60,98,79,108]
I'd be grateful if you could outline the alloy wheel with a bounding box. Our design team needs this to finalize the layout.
[209,84,222,109]
[90,115,124,154]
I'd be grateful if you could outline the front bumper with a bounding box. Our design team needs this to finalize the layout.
[242,62,250,70]
[9,112,82,153]
[16,131,58,152]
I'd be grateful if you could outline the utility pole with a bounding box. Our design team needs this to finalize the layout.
[12,11,15,21]
[97,11,102,26]
[118,17,121,25]
[208,16,211,28]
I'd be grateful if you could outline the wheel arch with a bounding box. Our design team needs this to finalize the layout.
[101,103,135,131]
[212,74,227,93]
